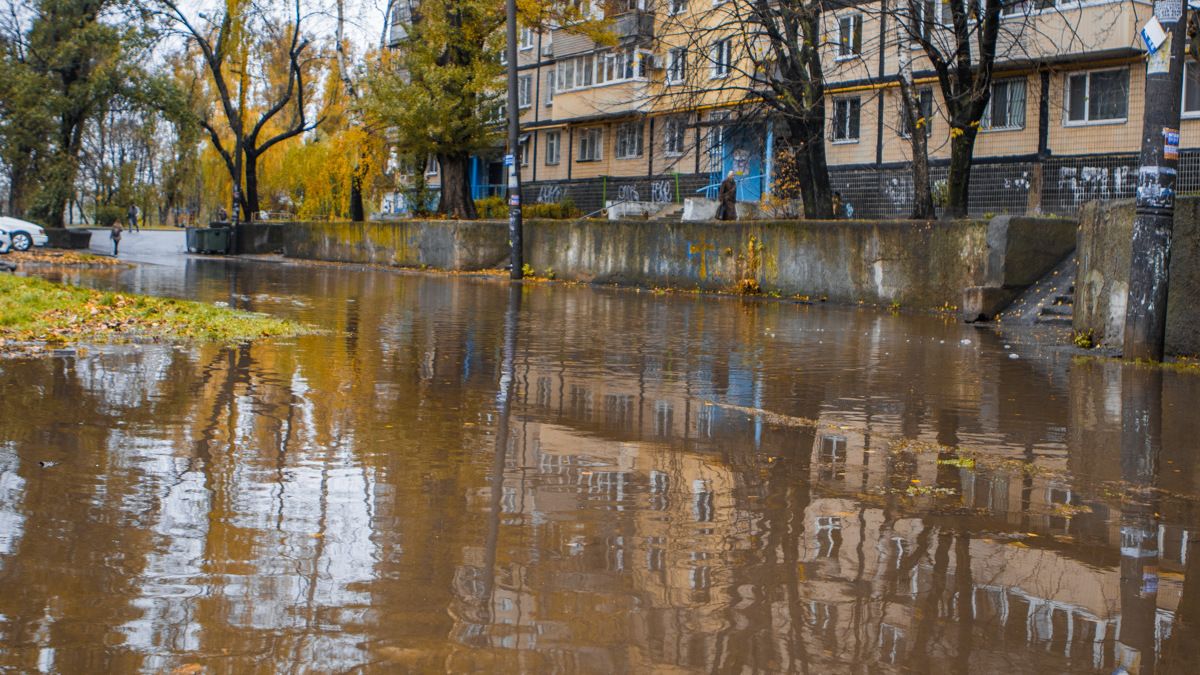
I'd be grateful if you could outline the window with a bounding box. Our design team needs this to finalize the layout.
[1065,69,1128,124]
[710,38,731,78]
[1001,0,1058,17]
[670,0,688,14]
[667,47,687,84]
[519,137,530,166]
[545,131,561,165]
[981,78,1026,130]
[616,122,644,159]
[838,15,863,58]
[519,27,534,50]
[663,116,686,155]
[900,88,934,137]
[832,97,861,142]
[556,49,646,93]
[425,154,439,175]
[518,74,532,109]
[909,0,951,41]
[545,71,555,106]
[578,127,603,161]
[1185,62,1200,117]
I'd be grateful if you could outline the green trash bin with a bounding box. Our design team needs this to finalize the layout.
[186,227,232,254]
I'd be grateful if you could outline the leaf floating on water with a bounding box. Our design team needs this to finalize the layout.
[170,665,205,675]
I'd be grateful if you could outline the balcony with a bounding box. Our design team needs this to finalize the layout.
[552,10,656,59]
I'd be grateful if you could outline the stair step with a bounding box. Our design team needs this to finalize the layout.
[1040,304,1073,317]
[1037,315,1074,326]
[1053,295,1075,305]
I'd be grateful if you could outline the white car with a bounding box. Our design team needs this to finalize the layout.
[0,217,49,251]
[0,229,10,254]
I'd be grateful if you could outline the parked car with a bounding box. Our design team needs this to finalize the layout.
[0,217,48,251]
[0,228,10,254]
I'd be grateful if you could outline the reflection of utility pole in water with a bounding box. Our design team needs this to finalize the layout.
[476,284,522,629]
[1116,367,1164,674]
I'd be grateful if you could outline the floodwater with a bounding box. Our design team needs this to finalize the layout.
[1,249,1198,673]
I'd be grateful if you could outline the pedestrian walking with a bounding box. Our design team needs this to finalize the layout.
[832,192,843,219]
[127,204,139,233]
[216,206,228,223]
[716,171,737,221]
[110,221,122,256]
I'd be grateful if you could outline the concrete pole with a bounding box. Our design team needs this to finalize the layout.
[1124,0,1187,361]
[504,0,524,279]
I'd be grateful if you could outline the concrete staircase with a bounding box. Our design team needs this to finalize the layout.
[650,203,685,221]
[999,252,1077,327]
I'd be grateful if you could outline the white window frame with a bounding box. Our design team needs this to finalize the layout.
[1182,61,1200,119]
[578,127,603,162]
[663,116,686,156]
[831,97,861,143]
[980,77,1027,131]
[518,74,533,109]
[615,122,644,159]
[519,27,534,50]
[710,38,731,79]
[545,131,561,165]
[670,0,688,14]
[544,70,555,106]
[557,49,649,94]
[837,14,863,60]
[667,47,687,84]
[519,138,530,166]
[1063,67,1129,127]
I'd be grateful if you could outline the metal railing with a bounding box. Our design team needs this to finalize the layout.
[696,174,765,200]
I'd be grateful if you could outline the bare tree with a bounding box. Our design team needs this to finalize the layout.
[896,36,934,219]
[157,0,322,222]
[897,0,1002,218]
[656,0,835,217]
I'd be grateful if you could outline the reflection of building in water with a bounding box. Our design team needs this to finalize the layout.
[447,351,1194,671]
[800,497,1184,672]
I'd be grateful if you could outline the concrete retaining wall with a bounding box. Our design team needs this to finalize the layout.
[1076,198,1200,355]
[236,216,1076,311]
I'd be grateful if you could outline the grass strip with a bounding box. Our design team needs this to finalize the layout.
[0,274,310,352]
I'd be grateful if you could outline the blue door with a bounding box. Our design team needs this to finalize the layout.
[722,126,766,202]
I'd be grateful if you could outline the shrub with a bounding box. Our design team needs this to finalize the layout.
[475,196,506,219]
[525,197,580,219]
[474,196,581,220]
[94,204,126,227]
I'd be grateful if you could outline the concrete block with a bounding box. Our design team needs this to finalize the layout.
[682,198,718,221]
[961,286,1019,322]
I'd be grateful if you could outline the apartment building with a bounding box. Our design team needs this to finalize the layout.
[386,0,1194,218]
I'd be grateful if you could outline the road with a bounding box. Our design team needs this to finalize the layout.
[85,228,189,266]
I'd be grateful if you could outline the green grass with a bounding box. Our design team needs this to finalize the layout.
[0,274,310,349]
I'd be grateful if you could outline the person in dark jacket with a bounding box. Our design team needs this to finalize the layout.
[716,171,737,221]
[127,204,139,232]
[110,221,122,256]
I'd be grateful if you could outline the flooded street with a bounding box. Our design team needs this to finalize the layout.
[1,244,1198,673]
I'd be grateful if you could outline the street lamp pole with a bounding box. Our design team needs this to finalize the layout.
[504,0,524,279]
[1124,0,1187,361]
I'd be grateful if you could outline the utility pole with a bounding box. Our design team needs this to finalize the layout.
[1124,0,1187,361]
[504,0,524,279]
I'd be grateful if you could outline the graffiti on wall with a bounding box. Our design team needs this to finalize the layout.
[651,179,673,203]
[1057,166,1134,207]
[617,184,641,202]
[537,184,565,204]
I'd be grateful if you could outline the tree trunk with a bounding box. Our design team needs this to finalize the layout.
[943,126,979,219]
[439,153,477,219]
[243,153,260,222]
[787,118,833,219]
[898,46,935,220]
[350,172,366,222]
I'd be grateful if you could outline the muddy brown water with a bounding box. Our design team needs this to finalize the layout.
[1,257,1198,673]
